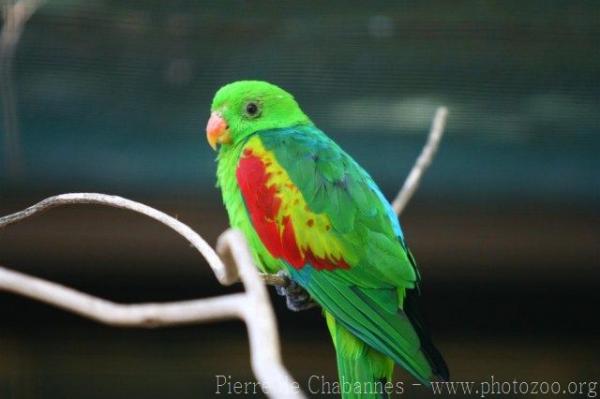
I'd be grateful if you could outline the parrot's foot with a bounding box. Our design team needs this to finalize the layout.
[275,271,318,312]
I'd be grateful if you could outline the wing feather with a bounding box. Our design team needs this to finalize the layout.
[236,126,448,382]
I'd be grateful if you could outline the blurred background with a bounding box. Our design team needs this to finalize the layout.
[0,1,598,398]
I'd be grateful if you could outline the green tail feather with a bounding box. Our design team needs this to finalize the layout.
[326,312,395,399]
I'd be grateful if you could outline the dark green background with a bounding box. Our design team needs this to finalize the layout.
[1,1,598,398]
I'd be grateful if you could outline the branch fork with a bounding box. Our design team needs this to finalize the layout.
[0,107,446,397]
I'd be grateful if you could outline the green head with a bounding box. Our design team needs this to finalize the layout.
[206,80,311,150]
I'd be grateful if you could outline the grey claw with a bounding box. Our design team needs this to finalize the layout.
[274,271,318,311]
[286,296,318,312]
[275,271,291,296]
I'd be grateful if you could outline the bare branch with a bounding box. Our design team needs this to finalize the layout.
[0,107,447,398]
[0,193,240,286]
[0,1,307,394]
[218,230,301,397]
[392,106,448,215]
[0,0,46,177]
[0,196,304,398]
[0,265,245,327]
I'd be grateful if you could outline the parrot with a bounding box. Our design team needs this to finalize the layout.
[205,80,448,397]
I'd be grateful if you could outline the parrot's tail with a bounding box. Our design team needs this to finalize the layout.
[326,312,395,399]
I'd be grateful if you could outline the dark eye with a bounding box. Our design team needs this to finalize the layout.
[244,101,261,118]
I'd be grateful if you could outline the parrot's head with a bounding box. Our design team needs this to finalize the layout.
[206,80,311,150]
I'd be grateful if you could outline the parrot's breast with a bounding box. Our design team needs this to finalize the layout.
[216,142,276,274]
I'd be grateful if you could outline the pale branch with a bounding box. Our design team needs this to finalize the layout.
[0,1,445,396]
[217,230,300,397]
[0,193,240,286]
[392,106,448,215]
[0,107,446,398]
[0,193,303,397]
[0,266,246,326]
[0,107,447,288]
[1,0,46,177]
[0,225,303,398]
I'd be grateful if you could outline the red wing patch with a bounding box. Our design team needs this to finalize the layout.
[236,143,350,271]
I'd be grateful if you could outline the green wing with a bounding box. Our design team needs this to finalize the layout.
[258,126,448,383]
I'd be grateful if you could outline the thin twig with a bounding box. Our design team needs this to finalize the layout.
[262,272,289,287]
[0,0,46,177]
[0,193,240,286]
[392,106,448,215]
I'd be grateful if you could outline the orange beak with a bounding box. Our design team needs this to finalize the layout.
[206,112,231,150]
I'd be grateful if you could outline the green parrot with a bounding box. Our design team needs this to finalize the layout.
[206,80,448,397]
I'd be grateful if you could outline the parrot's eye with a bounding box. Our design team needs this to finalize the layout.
[244,101,261,118]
